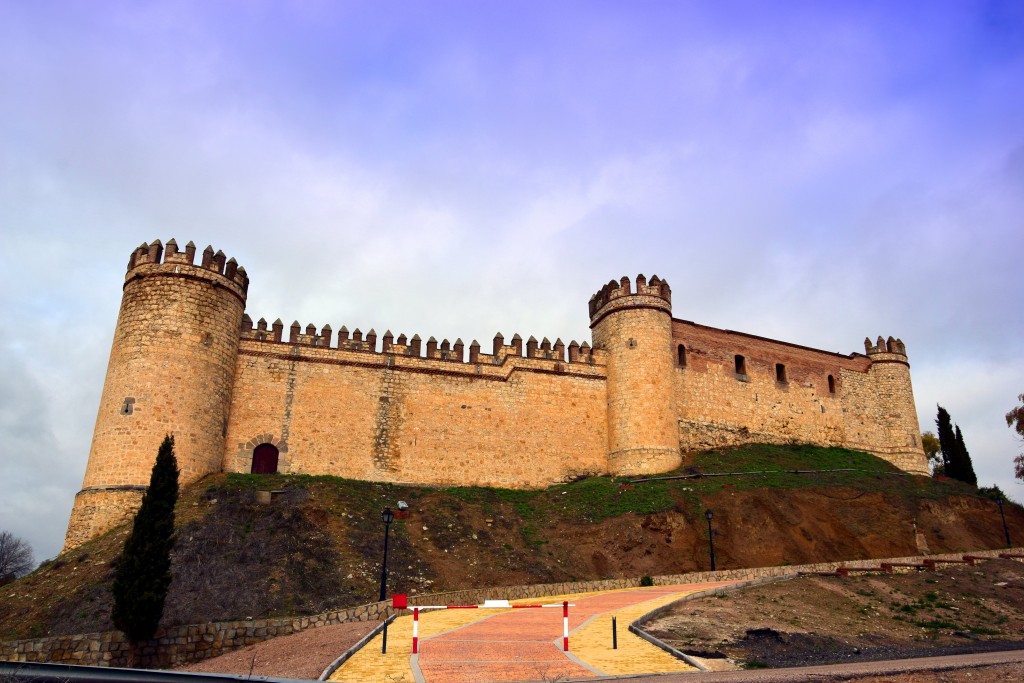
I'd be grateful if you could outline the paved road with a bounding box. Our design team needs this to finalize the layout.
[331,583,737,682]
[331,583,1023,683]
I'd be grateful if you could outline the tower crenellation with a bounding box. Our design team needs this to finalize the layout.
[588,273,671,322]
[864,335,908,358]
[126,237,249,292]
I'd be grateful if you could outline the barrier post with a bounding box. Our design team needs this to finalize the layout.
[563,601,569,651]
[612,615,617,649]
[412,608,420,654]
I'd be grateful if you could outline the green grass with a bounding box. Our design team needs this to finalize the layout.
[219,444,981,534]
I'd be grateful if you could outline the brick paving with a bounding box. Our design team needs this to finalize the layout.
[330,582,739,682]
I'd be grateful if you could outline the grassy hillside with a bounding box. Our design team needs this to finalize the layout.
[2,444,1021,643]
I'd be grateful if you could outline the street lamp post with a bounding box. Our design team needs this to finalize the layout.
[996,498,1012,548]
[379,507,395,654]
[705,509,716,572]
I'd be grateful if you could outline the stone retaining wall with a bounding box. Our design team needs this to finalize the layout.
[2,547,1019,669]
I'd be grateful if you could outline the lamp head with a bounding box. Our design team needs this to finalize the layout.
[705,509,713,521]
[382,507,395,524]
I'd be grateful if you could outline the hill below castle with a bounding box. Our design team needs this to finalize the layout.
[3,444,1021,643]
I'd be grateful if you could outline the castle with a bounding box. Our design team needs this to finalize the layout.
[63,239,928,550]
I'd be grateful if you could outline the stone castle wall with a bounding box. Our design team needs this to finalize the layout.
[63,242,929,551]
[223,336,609,487]
[669,321,927,474]
[842,342,926,473]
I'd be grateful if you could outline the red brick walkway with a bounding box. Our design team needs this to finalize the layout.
[413,584,732,683]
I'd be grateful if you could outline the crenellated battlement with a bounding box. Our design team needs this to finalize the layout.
[126,239,250,293]
[240,316,599,368]
[864,335,908,357]
[588,274,672,326]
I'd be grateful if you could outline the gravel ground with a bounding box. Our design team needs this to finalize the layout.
[174,620,376,680]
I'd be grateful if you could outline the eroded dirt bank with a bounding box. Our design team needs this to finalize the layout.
[646,558,1024,670]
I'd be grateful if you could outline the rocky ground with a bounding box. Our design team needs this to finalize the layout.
[646,557,1024,670]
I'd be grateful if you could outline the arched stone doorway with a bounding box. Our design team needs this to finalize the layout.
[251,443,280,474]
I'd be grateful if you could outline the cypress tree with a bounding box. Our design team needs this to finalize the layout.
[953,425,978,486]
[112,435,179,650]
[935,406,957,478]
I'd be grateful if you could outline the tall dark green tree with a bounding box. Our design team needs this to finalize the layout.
[953,425,978,486]
[935,405,978,486]
[935,405,957,476]
[112,435,179,648]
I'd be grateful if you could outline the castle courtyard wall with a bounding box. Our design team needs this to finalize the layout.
[223,339,609,487]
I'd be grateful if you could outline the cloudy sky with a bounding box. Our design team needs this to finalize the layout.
[2,1,1022,562]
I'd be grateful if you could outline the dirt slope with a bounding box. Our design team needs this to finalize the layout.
[646,558,1024,669]
[2,444,1022,643]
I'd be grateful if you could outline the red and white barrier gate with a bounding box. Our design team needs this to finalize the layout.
[392,594,575,654]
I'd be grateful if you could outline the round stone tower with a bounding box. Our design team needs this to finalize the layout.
[589,274,681,476]
[863,336,929,475]
[63,239,248,551]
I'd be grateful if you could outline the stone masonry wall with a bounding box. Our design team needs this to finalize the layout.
[861,354,927,473]
[5,548,1018,670]
[223,337,609,488]
[671,320,928,474]
[65,241,248,551]
[590,277,681,476]
[63,488,144,554]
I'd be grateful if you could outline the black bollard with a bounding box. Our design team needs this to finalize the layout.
[381,619,389,654]
[612,615,618,649]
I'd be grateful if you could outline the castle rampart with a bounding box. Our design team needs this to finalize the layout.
[63,242,929,551]
[224,331,609,489]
